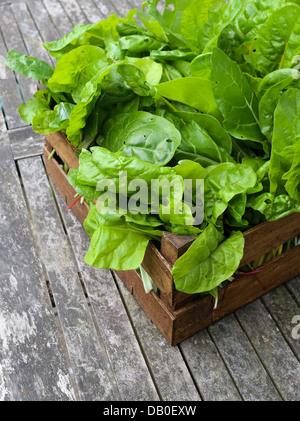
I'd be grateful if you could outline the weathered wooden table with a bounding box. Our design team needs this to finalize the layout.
[0,0,300,401]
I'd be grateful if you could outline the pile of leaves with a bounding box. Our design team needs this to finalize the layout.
[6,0,300,298]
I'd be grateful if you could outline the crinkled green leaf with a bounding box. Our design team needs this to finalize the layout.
[155,77,221,118]
[211,47,265,143]
[269,88,300,199]
[5,50,54,86]
[246,4,300,75]
[102,111,181,166]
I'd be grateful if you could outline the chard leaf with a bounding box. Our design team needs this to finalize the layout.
[43,23,95,58]
[180,0,221,48]
[269,88,300,199]
[197,0,242,53]
[203,162,258,223]
[19,98,50,124]
[47,45,109,100]
[211,47,265,143]
[172,225,244,294]
[76,147,178,189]
[83,207,153,270]
[259,72,296,140]
[174,120,234,167]
[247,4,300,75]
[32,102,74,134]
[247,193,300,221]
[102,111,181,166]
[155,77,221,118]
[5,50,54,86]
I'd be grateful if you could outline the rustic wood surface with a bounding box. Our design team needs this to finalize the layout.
[0,0,300,401]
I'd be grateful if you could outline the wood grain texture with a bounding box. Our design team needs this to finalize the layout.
[77,0,103,23]
[0,27,26,130]
[45,133,79,169]
[18,155,120,401]
[43,0,74,36]
[0,3,36,102]
[208,314,282,401]
[10,2,53,65]
[236,299,300,401]
[0,140,75,401]
[114,274,201,402]
[9,126,44,159]
[179,329,242,401]
[58,0,89,25]
[26,0,60,45]
[116,270,175,345]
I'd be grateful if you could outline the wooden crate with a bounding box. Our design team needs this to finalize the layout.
[43,132,300,346]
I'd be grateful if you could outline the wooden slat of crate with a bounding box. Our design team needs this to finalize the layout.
[43,145,88,224]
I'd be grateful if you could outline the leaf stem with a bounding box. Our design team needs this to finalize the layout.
[48,149,56,160]
[65,195,83,211]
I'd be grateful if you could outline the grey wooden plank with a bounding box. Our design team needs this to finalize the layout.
[10,1,53,65]
[18,155,121,401]
[0,109,6,133]
[53,186,160,401]
[26,0,60,44]
[77,0,103,23]
[8,126,44,159]
[236,298,300,401]
[0,139,75,401]
[95,0,117,19]
[0,3,37,102]
[110,0,131,17]
[0,17,27,129]
[41,0,74,37]
[262,284,300,361]
[114,273,201,402]
[58,0,89,26]
[179,329,242,401]
[0,76,25,129]
[208,314,282,401]
[286,276,300,306]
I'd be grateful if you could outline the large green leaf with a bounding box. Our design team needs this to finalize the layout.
[211,47,265,143]
[5,50,54,86]
[197,0,242,53]
[174,120,234,167]
[83,207,155,270]
[172,225,244,294]
[47,45,109,101]
[203,162,258,223]
[269,88,300,199]
[259,71,297,140]
[155,77,221,118]
[246,4,300,75]
[102,111,181,166]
